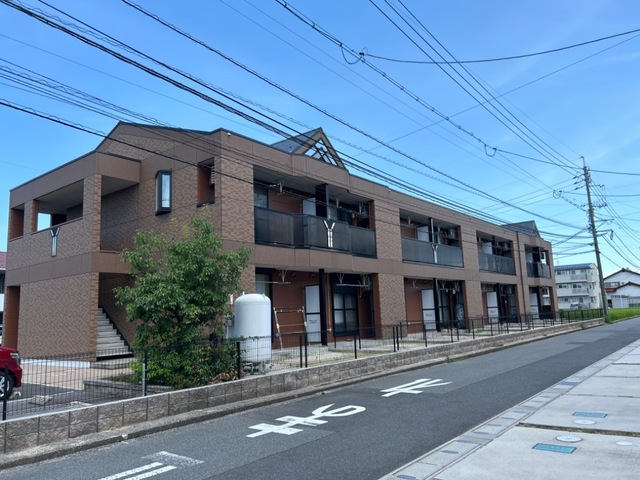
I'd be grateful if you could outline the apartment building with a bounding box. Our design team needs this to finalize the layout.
[554,263,602,310]
[3,123,557,357]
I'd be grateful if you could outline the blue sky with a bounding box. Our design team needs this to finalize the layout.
[1,0,639,276]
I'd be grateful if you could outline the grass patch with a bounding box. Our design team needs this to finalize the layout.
[606,307,640,323]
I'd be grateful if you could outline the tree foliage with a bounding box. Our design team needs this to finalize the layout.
[114,213,251,387]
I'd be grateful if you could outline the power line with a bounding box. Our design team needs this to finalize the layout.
[359,26,640,64]
[375,0,580,173]
[3,2,596,242]
[112,0,584,229]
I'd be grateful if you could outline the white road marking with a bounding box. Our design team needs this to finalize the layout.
[122,466,177,480]
[247,403,366,438]
[143,451,204,467]
[381,378,451,397]
[97,463,169,480]
[98,452,202,480]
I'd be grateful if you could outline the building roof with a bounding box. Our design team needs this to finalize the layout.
[555,263,595,271]
[0,252,6,269]
[604,268,640,281]
[271,128,345,169]
[502,221,540,237]
[606,281,640,293]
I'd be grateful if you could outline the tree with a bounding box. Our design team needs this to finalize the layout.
[114,212,251,387]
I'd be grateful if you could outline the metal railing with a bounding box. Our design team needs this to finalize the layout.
[2,309,603,421]
[254,207,376,257]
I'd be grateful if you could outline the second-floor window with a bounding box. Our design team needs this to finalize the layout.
[155,170,172,214]
[254,184,268,208]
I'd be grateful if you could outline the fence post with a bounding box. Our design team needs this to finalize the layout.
[142,350,148,397]
[236,341,242,379]
[2,363,8,421]
[423,323,428,348]
[392,327,397,353]
[354,335,358,360]
[299,334,304,369]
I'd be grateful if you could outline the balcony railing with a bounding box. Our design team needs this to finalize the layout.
[401,237,463,267]
[478,252,516,275]
[526,262,552,278]
[254,207,376,257]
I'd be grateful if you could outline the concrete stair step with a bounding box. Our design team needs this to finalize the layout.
[96,308,133,358]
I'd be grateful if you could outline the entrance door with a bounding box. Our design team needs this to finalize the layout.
[305,285,321,343]
[529,291,540,320]
[421,289,436,330]
[486,291,499,324]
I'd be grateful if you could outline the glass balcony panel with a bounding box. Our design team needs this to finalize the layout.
[254,207,294,246]
[401,237,463,267]
[479,252,516,275]
[254,207,376,257]
[350,225,376,257]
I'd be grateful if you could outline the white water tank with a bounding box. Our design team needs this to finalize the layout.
[230,293,272,363]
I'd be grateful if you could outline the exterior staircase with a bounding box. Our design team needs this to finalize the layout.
[96,308,133,359]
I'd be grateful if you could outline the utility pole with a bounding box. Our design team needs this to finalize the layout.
[583,158,609,318]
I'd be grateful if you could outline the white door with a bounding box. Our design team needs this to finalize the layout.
[305,285,321,343]
[529,292,539,319]
[486,291,499,324]
[421,289,436,330]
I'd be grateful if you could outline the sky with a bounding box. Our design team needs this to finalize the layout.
[1,0,639,277]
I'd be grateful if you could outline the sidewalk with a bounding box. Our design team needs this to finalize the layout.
[381,339,640,480]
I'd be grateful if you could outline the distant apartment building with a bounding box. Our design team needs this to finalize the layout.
[554,263,602,310]
[4,123,557,357]
[604,268,640,308]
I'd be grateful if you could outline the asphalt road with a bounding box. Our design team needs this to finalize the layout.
[2,318,640,480]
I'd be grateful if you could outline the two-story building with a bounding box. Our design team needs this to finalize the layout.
[604,268,640,308]
[554,263,602,310]
[3,123,557,357]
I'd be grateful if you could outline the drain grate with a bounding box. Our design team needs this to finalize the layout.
[573,411,607,418]
[533,443,576,454]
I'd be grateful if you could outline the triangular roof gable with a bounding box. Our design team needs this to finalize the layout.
[604,268,640,281]
[271,128,345,169]
[502,221,540,237]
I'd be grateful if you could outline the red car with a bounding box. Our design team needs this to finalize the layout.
[0,346,22,401]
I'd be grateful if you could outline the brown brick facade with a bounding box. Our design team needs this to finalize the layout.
[5,123,557,356]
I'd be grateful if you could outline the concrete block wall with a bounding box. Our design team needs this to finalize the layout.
[0,318,603,455]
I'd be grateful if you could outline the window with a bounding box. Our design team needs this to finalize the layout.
[333,293,358,334]
[155,170,172,214]
[254,184,268,208]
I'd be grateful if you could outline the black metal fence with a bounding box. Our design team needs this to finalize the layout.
[2,309,603,421]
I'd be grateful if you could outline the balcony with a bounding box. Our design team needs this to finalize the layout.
[527,262,551,278]
[478,252,516,275]
[254,207,376,257]
[401,237,463,267]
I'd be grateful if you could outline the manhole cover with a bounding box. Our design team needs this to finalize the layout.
[556,435,582,443]
[573,419,596,425]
